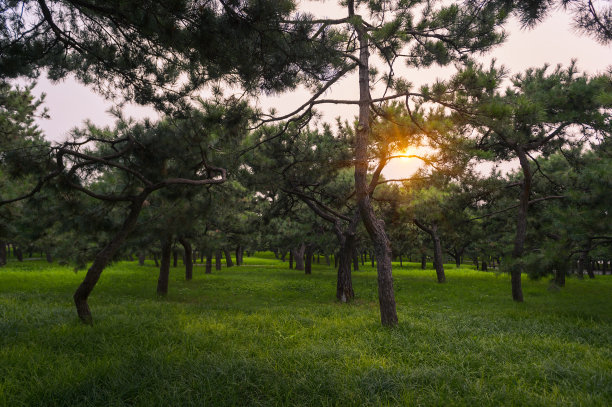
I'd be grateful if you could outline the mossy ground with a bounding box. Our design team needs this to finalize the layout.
[1,254,610,406]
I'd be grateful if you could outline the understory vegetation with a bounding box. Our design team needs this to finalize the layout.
[1,254,610,406]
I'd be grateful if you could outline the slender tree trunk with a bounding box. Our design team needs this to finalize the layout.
[482,261,488,271]
[215,250,222,271]
[371,251,375,267]
[138,252,146,266]
[205,249,212,274]
[153,253,159,267]
[179,238,193,281]
[421,254,427,270]
[352,9,397,326]
[289,250,293,269]
[157,236,172,296]
[510,149,531,302]
[224,248,233,268]
[414,220,446,283]
[334,252,338,268]
[273,248,279,259]
[172,250,178,268]
[305,245,314,275]
[45,250,53,263]
[73,199,144,324]
[352,248,359,271]
[325,254,330,266]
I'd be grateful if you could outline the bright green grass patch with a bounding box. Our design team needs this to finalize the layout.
[1,256,610,406]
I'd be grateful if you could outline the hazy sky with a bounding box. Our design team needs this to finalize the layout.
[25,2,612,179]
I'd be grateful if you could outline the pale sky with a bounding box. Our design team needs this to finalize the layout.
[24,2,612,179]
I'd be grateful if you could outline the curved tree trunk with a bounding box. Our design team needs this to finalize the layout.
[354,15,397,326]
[414,220,446,283]
[73,199,144,324]
[157,236,172,296]
[179,238,193,281]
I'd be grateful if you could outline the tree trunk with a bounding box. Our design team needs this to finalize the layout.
[586,256,595,279]
[352,248,359,271]
[353,13,397,326]
[73,199,144,324]
[223,248,233,268]
[138,252,146,266]
[371,251,375,267]
[399,254,402,268]
[157,236,172,296]
[172,249,178,267]
[431,226,446,283]
[554,266,566,287]
[0,241,6,266]
[336,230,356,303]
[235,246,243,266]
[305,245,314,275]
[510,149,531,302]
[153,253,159,267]
[205,249,212,274]
[293,243,306,271]
[215,250,222,270]
[334,252,338,268]
[14,246,23,262]
[45,250,53,263]
[482,261,488,272]
[325,254,330,266]
[179,238,193,281]
[421,254,427,270]
[289,250,293,269]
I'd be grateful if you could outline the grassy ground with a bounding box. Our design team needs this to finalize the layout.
[0,254,610,406]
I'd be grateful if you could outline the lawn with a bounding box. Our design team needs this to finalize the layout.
[1,255,610,406]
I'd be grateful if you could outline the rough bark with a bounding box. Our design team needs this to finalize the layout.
[353,12,397,325]
[73,199,144,324]
[157,236,172,296]
[352,248,359,271]
[179,238,193,281]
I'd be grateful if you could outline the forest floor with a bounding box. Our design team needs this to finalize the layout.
[1,254,610,406]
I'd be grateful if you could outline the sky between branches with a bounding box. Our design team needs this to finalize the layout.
[24,1,612,180]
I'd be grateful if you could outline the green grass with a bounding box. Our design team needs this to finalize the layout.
[1,255,611,406]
